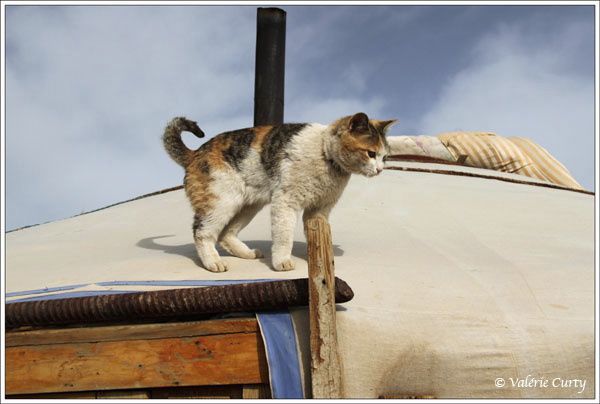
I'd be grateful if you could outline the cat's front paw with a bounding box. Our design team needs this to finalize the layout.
[205,260,228,273]
[272,257,295,271]
[253,248,264,259]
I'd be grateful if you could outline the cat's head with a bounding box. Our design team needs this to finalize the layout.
[332,112,397,177]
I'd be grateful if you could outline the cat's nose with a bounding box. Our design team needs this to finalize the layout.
[376,167,383,174]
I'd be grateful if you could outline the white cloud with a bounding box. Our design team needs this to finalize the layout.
[418,20,595,190]
[5,6,258,229]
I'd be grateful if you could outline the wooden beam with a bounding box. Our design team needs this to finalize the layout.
[6,320,269,395]
[242,383,272,399]
[305,215,343,398]
[150,385,243,399]
[9,386,266,399]
[8,391,98,399]
[6,318,258,347]
[96,390,151,399]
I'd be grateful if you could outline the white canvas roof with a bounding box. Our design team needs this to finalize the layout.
[5,161,595,398]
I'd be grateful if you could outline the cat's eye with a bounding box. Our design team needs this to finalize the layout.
[367,151,377,159]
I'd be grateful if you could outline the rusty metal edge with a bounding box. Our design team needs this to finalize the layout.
[6,277,354,329]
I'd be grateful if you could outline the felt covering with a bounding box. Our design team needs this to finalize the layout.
[5,161,594,398]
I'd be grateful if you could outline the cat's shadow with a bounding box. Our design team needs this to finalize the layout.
[136,235,345,267]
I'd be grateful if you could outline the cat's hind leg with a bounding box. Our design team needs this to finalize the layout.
[186,163,246,272]
[193,214,227,273]
[192,196,243,273]
[219,203,265,259]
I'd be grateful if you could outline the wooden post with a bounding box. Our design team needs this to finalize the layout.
[305,215,343,398]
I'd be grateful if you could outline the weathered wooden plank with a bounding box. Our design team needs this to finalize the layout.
[150,385,243,399]
[305,215,343,398]
[8,385,271,399]
[96,389,151,399]
[242,383,272,399]
[6,317,258,347]
[6,331,269,395]
[7,391,98,399]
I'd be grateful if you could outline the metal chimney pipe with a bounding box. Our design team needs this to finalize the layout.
[254,7,286,126]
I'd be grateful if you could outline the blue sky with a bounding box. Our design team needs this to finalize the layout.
[4,4,597,230]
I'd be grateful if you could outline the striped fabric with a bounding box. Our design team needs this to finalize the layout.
[437,132,584,190]
[387,135,456,161]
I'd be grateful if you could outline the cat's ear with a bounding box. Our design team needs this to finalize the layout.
[373,119,398,134]
[349,112,370,132]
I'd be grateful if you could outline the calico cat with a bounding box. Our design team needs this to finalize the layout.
[163,112,395,272]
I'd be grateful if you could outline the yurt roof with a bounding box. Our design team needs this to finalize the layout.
[5,161,595,398]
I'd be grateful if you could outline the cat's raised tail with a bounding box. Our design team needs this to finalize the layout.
[163,117,205,167]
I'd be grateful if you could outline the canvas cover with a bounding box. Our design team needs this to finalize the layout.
[5,161,594,398]
[388,133,584,190]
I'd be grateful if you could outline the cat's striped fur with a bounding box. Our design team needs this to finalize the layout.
[163,112,396,272]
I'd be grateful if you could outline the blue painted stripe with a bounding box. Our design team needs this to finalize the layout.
[95,279,276,287]
[257,311,304,399]
[7,279,279,297]
[6,283,89,297]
